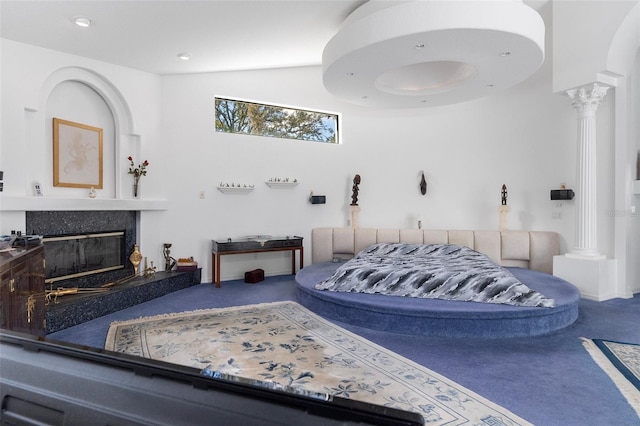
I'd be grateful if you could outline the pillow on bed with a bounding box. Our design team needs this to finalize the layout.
[314,243,555,308]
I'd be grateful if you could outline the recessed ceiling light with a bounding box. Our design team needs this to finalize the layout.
[72,16,92,28]
[177,52,192,61]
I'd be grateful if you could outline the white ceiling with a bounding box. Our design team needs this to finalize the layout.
[0,0,551,107]
[0,0,367,75]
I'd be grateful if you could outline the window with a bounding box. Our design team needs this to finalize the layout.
[215,97,339,144]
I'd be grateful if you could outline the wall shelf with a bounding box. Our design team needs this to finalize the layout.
[265,181,299,189]
[0,196,168,211]
[217,186,254,194]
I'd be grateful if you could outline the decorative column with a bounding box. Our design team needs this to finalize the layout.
[498,205,511,231]
[566,84,609,258]
[350,205,361,229]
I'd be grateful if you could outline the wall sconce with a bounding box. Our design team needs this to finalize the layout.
[550,184,574,200]
[309,191,326,204]
[550,189,574,200]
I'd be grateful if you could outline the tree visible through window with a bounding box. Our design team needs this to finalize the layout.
[215,97,339,143]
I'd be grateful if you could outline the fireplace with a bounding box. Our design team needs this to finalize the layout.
[25,210,200,333]
[26,211,137,289]
[43,231,126,285]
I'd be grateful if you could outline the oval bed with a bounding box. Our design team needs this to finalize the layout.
[295,228,580,338]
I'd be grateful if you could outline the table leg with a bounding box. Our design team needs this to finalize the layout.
[212,252,221,288]
[215,253,221,288]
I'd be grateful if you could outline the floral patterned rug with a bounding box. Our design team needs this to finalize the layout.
[582,338,640,417]
[106,301,530,425]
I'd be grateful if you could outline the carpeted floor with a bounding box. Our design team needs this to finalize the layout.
[105,301,531,425]
[48,275,640,425]
[582,338,640,418]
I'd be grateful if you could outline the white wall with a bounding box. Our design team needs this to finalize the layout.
[552,0,638,92]
[1,29,628,288]
[627,51,640,295]
[152,55,581,282]
[552,0,640,297]
[45,81,115,198]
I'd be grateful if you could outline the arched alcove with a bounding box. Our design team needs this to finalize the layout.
[29,66,138,199]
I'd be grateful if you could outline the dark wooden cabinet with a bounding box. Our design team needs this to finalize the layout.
[0,245,45,336]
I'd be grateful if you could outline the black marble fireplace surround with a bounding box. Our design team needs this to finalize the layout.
[26,211,200,333]
[27,211,137,288]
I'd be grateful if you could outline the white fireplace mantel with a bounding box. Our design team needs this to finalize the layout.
[0,196,168,211]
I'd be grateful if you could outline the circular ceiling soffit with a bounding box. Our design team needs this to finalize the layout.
[322,0,545,108]
[375,61,478,95]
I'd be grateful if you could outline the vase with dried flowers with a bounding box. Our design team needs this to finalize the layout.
[128,156,149,198]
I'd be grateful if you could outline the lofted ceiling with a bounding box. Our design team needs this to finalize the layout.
[0,0,367,75]
[0,0,550,107]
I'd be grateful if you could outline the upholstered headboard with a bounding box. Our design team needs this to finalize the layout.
[311,228,560,274]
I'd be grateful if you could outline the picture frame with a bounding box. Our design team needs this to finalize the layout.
[53,118,103,189]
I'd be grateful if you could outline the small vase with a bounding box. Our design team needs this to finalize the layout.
[133,176,141,199]
[129,244,142,275]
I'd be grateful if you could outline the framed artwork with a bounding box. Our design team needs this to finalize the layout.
[53,118,103,188]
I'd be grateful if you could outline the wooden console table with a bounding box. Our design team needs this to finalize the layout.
[211,236,303,287]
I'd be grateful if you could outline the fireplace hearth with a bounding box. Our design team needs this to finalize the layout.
[25,211,201,333]
[45,270,201,333]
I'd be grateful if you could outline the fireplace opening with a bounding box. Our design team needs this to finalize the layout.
[43,231,126,285]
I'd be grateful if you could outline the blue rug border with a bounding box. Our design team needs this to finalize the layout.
[592,338,640,392]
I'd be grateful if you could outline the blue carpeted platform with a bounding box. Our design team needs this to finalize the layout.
[296,262,580,338]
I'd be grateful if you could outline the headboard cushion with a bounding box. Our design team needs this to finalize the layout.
[501,231,530,261]
[448,230,474,248]
[333,228,355,255]
[423,229,448,244]
[311,228,560,274]
[474,230,501,264]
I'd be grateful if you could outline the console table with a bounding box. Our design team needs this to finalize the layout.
[211,236,303,287]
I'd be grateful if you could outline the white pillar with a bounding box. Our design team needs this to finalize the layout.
[566,84,609,258]
[498,205,511,231]
[350,205,361,229]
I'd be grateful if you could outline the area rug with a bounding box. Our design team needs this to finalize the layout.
[106,301,530,425]
[582,338,640,417]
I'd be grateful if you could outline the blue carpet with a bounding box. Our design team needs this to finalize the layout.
[47,275,640,425]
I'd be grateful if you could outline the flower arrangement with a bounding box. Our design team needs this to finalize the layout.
[128,156,149,177]
[128,156,149,198]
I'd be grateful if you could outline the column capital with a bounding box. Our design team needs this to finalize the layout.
[566,83,610,114]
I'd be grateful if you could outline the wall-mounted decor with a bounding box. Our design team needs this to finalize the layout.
[266,178,299,188]
[53,118,103,189]
[218,182,254,194]
[350,174,360,206]
[32,181,43,197]
[550,189,575,200]
[310,195,326,204]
